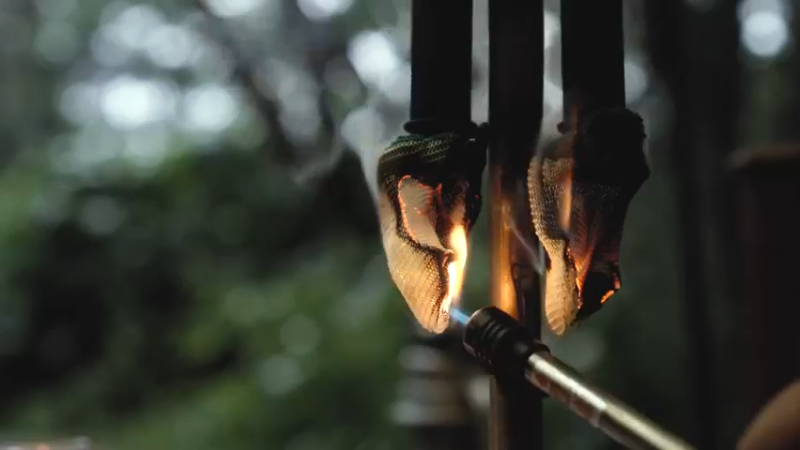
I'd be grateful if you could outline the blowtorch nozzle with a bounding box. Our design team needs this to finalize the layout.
[461,306,548,377]
[459,306,696,450]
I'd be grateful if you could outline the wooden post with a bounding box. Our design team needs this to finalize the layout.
[730,146,800,416]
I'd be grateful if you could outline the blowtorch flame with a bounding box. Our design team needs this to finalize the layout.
[449,306,470,326]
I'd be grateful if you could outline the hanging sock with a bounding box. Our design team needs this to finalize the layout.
[377,122,488,333]
[528,108,649,336]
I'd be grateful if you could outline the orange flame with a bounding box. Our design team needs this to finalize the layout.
[558,168,572,233]
[442,224,468,315]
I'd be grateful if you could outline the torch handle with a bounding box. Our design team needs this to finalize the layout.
[526,352,695,450]
[461,306,697,450]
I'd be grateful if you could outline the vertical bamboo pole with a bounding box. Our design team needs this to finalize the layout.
[487,1,544,449]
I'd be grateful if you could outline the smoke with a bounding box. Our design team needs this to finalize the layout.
[340,99,389,206]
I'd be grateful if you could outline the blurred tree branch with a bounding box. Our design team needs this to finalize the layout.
[193,0,296,165]
[193,0,378,236]
[0,0,64,167]
[192,0,364,176]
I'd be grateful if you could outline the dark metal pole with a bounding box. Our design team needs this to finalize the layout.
[560,0,625,124]
[487,1,544,449]
[395,1,477,448]
[408,0,473,127]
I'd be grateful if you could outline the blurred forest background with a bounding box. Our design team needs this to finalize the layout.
[0,0,797,448]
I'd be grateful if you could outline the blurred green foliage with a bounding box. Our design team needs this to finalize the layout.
[0,0,421,446]
[0,147,410,449]
[0,0,753,448]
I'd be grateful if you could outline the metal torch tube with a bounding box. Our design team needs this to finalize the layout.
[526,352,696,450]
